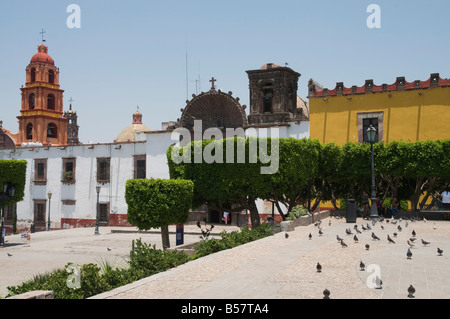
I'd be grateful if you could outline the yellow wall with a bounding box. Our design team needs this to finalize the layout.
[310,86,450,145]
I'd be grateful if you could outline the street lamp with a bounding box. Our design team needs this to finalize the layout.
[1,183,15,245]
[95,186,101,235]
[367,125,379,221]
[47,191,52,231]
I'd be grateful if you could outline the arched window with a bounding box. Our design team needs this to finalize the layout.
[26,123,33,140]
[47,123,57,138]
[29,94,35,110]
[47,94,55,110]
[48,70,55,84]
[30,68,36,83]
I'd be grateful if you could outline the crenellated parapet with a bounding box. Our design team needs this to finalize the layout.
[308,73,450,98]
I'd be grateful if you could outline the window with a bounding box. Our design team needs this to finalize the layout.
[263,89,273,113]
[34,200,46,226]
[26,123,33,140]
[62,158,76,183]
[4,205,15,223]
[47,123,58,138]
[357,112,383,143]
[134,155,146,179]
[99,203,110,224]
[47,94,55,110]
[30,68,36,83]
[29,94,35,110]
[97,158,111,183]
[48,70,55,84]
[34,159,47,184]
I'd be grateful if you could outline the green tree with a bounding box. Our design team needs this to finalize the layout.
[125,178,194,250]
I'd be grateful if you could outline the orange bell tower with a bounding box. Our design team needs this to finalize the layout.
[16,44,67,147]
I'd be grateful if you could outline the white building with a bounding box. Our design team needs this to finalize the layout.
[0,56,310,232]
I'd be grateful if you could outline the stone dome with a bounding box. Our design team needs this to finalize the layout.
[30,45,55,65]
[115,111,151,143]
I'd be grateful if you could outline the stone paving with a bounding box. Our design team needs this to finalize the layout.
[92,216,450,300]
[2,216,449,299]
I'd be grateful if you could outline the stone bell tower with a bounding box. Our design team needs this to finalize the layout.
[246,63,302,126]
[16,44,67,146]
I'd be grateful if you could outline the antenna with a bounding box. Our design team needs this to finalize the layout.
[185,41,189,100]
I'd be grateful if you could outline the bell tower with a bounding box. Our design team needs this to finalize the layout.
[16,44,67,146]
[246,63,301,126]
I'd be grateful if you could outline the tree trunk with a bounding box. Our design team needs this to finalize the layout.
[161,225,170,251]
[247,197,260,228]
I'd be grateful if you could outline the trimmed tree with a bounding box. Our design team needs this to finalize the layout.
[125,178,194,250]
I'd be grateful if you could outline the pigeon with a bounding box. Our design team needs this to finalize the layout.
[423,217,427,223]
[7,253,12,257]
[391,220,397,225]
[336,235,343,242]
[375,276,383,289]
[366,223,372,230]
[107,248,112,251]
[397,225,402,232]
[408,285,416,298]
[371,232,380,240]
[355,228,361,234]
[285,233,289,239]
[323,289,331,299]
[362,225,368,231]
[412,230,416,237]
[409,237,417,242]
[437,248,443,256]
[316,262,322,273]
[387,235,395,244]
[319,229,323,236]
[308,233,312,240]
[393,232,398,237]
[405,221,409,227]
[340,240,348,248]
[328,220,332,226]
[345,228,353,235]
[365,243,370,250]
[421,239,430,246]
[407,248,412,259]
[433,223,437,230]
[360,261,366,271]
[354,235,359,243]
[381,225,384,230]
[407,240,415,248]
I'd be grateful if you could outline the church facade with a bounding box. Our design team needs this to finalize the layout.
[0,45,309,233]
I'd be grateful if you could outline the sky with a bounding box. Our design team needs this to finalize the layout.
[0,0,449,143]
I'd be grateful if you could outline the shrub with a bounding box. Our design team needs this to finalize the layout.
[286,205,309,220]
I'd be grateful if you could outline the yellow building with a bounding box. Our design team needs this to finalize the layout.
[308,73,450,145]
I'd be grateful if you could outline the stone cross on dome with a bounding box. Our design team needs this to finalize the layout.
[209,77,217,90]
[40,28,46,44]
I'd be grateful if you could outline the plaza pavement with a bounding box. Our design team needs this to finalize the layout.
[92,216,450,300]
[2,216,450,299]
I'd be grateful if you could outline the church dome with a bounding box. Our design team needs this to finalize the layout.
[115,110,151,143]
[30,45,54,65]
[260,63,282,70]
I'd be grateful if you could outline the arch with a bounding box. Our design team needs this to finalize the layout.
[30,68,36,83]
[47,94,55,110]
[29,93,35,110]
[26,123,33,140]
[47,123,57,138]
[48,70,55,84]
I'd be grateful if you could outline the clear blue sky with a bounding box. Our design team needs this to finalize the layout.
[0,0,449,143]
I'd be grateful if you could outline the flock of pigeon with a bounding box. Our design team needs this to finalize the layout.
[286,215,444,299]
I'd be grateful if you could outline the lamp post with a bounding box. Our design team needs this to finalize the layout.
[0,183,15,246]
[95,186,101,235]
[367,125,379,221]
[47,191,52,231]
